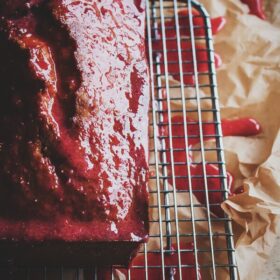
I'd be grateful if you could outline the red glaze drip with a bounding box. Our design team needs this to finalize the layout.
[214,53,223,69]
[162,113,261,216]
[152,9,225,85]
[211,16,227,35]
[240,0,266,19]
[222,118,261,136]
[163,116,261,150]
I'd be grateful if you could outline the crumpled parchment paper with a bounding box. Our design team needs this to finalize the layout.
[198,0,280,279]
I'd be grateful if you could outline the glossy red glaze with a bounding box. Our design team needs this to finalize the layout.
[0,0,149,244]
[162,114,261,216]
[240,0,266,19]
[152,9,225,85]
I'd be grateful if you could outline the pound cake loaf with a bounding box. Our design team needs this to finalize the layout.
[0,0,149,265]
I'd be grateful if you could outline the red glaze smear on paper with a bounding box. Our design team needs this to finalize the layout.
[162,114,261,217]
[240,0,266,19]
[152,9,226,85]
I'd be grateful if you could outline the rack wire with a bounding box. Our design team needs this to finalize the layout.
[0,0,237,279]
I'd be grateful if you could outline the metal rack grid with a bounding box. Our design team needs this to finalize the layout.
[141,1,237,279]
[0,0,237,279]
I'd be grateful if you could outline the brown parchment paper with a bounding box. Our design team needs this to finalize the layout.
[198,0,280,279]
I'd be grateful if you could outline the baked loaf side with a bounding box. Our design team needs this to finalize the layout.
[0,0,149,265]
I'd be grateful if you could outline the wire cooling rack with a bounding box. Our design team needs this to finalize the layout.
[0,0,238,279]
[142,1,237,279]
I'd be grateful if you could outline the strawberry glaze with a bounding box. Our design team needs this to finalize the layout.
[0,0,149,243]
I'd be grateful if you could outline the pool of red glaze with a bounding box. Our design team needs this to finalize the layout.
[152,9,226,85]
